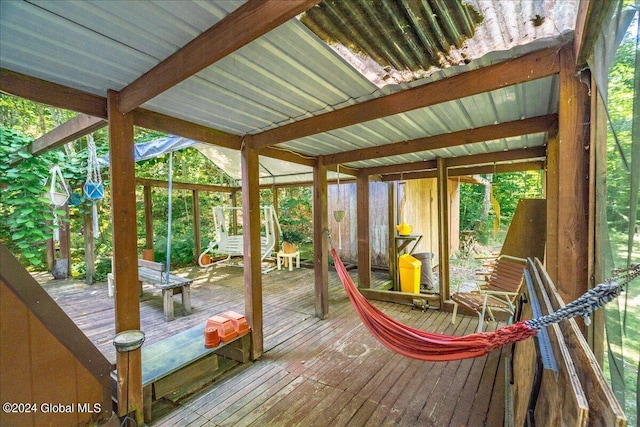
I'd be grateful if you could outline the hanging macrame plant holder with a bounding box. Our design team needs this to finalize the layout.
[45,165,70,242]
[45,164,70,207]
[84,134,103,237]
[333,165,346,249]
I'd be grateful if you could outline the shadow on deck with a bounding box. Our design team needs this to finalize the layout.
[37,262,506,426]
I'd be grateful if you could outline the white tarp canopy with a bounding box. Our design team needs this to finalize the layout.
[100,135,341,185]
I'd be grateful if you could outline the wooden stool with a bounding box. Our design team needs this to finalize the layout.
[277,251,300,271]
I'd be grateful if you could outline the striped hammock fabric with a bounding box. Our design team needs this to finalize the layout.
[331,248,639,362]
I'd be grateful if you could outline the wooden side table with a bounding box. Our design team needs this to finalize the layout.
[277,251,300,271]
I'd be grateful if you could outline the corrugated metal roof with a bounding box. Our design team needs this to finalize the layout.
[300,0,483,85]
[0,0,578,185]
[299,0,576,87]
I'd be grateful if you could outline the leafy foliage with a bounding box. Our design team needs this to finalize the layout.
[459,171,543,246]
[0,127,60,267]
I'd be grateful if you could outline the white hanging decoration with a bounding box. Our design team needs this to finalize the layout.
[46,164,70,207]
[45,165,70,242]
[333,165,346,250]
[84,134,103,238]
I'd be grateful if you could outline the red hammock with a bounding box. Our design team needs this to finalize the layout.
[331,248,538,361]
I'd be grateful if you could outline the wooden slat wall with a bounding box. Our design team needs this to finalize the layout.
[403,178,460,259]
[0,282,110,427]
[328,181,389,267]
[328,179,460,268]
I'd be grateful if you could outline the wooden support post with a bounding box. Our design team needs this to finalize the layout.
[313,158,329,319]
[545,133,559,282]
[143,185,153,251]
[46,230,55,271]
[357,173,371,288]
[192,189,201,262]
[83,211,95,285]
[388,182,398,290]
[557,44,590,306]
[108,89,143,425]
[59,202,71,277]
[437,157,450,303]
[241,137,263,359]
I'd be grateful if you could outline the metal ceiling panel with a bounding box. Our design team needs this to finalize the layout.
[0,0,578,183]
[280,75,558,162]
[143,20,379,134]
[0,0,243,95]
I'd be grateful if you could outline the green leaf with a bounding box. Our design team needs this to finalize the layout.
[19,207,34,215]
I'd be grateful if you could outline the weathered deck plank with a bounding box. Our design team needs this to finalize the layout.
[38,263,506,426]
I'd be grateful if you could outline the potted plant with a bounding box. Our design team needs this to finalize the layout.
[281,228,305,254]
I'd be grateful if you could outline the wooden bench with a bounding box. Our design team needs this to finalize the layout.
[112,325,251,423]
[108,259,193,321]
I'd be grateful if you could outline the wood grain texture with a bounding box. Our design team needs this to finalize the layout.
[535,259,626,426]
[313,159,329,318]
[357,173,371,288]
[557,44,590,305]
[241,138,264,359]
[36,263,510,426]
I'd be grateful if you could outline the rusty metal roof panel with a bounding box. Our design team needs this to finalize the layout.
[299,0,577,87]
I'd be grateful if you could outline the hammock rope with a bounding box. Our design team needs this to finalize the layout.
[328,231,640,362]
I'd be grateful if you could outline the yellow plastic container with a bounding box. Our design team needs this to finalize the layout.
[398,254,421,293]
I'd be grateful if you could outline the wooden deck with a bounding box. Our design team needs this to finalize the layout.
[38,262,507,426]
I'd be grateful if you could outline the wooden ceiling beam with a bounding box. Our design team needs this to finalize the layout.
[450,160,545,176]
[136,177,237,193]
[446,146,546,168]
[379,160,545,181]
[259,147,316,167]
[362,160,438,177]
[252,46,561,149]
[323,114,556,165]
[1,69,107,118]
[31,114,107,156]
[364,146,546,178]
[1,69,319,167]
[118,0,321,113]
[132,109,241,150]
